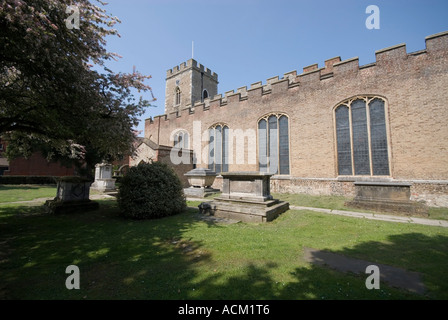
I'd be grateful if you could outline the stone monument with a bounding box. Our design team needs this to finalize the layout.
[44,177,99,214]
[184,168,220,198]
[203,172,289,223]
[345,181,428,216]
[90,162,116,192]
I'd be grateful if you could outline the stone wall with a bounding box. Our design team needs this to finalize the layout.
[270,177,356,197]
[129,142,156,167]
[410,181,448,207]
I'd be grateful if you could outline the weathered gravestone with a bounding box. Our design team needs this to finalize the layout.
[44,177,99,214]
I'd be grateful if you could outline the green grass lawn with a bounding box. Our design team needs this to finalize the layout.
[0,185,57,203]
[0,185,106,204]
[1,187,448,300]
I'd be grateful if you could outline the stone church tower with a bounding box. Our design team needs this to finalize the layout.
[165,59,218,114]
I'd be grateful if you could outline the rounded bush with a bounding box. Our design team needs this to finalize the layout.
[117,161,186,219]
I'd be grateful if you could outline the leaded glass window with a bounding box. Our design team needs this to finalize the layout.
[369,99,389,175]
[279,115,290,175]
[258,113,290,175]
[222,126,229,173]
[208,124,229,173]
[351,99,370,175]
[335,106,352,175]
[268,115,278,174]
[334,97,390,176]
[258,119,268,173]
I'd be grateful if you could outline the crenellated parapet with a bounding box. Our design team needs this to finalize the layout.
[166,58,218,82]
[149,31,448,123]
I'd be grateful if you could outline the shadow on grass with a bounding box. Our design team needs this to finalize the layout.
[0,200,220,299]
[182,231,448,300]
[1,200,447,300]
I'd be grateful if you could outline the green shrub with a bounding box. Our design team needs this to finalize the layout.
[117,161,186,219]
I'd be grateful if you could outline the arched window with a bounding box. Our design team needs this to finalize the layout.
[173,130,189,149]
[208,123,229,173]
[258,113,290,175]
[175,87,181,106]
[334,96,390,176]
[202,89,209,101]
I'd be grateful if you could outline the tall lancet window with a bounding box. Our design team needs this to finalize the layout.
[175,87,181,106]
[208,123,229,173]
[258,113,290,175]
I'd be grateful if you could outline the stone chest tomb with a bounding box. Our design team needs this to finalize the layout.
[184,168,219,198]
[345,181,428,216]
[205,172,289,223]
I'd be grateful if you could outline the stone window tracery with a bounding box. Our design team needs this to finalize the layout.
[208,123,229,173]
[335,96,390,176]
[258,113,290,175]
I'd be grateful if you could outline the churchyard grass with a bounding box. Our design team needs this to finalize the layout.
[1,186,448,300]
[0,185,104,204]
[0,185,57,203]
[1,185,445,220]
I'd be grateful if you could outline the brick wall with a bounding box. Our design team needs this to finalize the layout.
[4,152,75,176]
[145,31,448,206]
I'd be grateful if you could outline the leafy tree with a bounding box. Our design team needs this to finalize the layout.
[0,0,155,175]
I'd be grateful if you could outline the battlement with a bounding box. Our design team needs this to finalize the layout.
[166,58,218,81]
[150,31,448,123]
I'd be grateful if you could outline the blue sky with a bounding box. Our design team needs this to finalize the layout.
[100,0,448,134]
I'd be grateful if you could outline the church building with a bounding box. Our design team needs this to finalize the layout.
[136,31,448,207]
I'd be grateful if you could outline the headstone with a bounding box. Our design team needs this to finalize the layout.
[204,172,289,223]
[90,163,116,192]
